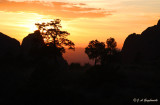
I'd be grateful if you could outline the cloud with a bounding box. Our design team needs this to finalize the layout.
[0,0,112,18]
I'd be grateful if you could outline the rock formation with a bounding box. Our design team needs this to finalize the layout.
[21,30,68,68]
[0,32,20,62]
[21,30,45,60]
[122,19,160,64]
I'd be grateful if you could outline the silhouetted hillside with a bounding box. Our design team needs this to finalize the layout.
[122,19,160,64]
[0,32,20,62]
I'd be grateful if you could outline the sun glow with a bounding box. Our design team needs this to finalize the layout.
[30,24,38,32]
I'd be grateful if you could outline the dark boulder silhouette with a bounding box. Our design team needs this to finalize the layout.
[121,33,141,64]
[0,32,21,104]
[21,30,45,61]
[0,32,20,62]
[122,19,160,64]
[21,30,68,71]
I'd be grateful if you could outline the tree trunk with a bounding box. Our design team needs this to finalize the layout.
[53,37,58,65]
[94,58,97,66]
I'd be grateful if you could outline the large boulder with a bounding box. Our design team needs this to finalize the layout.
[21,30,45,60]
[121,33,141,64]
[0,33,21,104]
[122,19,160,64]
[140,19,160,62]
[21,31,68,87]
[21,30,68,68]
[0,32,20,62]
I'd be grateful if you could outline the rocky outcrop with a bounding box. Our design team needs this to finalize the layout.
[0,30,68,66]
[0,32,20,61]
[21,30,45,60]
[122,19,160,64]
[21,30,68,68]
[121,33,141,64]
[21,31,68,84]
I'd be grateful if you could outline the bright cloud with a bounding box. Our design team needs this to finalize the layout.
[0,0,112,18]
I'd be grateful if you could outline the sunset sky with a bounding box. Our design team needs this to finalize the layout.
[0,0,160,64]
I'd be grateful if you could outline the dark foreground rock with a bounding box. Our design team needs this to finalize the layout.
[122,19,160,64]
[0,32,20,62]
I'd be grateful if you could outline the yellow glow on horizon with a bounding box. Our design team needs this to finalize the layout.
[0,2,159,48]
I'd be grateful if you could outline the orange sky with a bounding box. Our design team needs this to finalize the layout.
[0,0,160,65]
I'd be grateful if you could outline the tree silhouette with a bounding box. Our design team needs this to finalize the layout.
[35,19,75,55]
[101,37,120,65]
[85,40,105,66]
[106,37,117,55]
